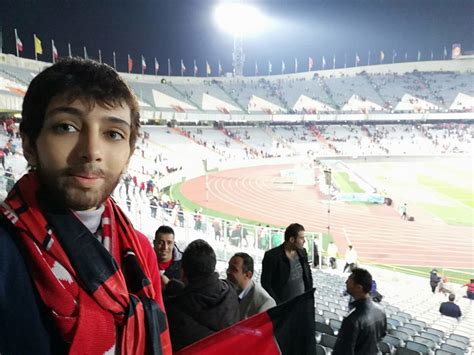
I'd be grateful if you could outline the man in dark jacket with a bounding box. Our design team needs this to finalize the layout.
[439,294,462,319]
[430,268,441,293]
[164,239,239,351]
[153,225,182,280]
[261,223,313,304]
[333,268,387,355]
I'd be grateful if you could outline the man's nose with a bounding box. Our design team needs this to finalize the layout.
[78,129,103,162]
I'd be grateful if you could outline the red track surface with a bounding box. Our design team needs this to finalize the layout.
[181,165,474,269]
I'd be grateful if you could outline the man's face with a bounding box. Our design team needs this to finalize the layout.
[154,233,175,263]
[24,97,132,211]
[226,256,251,290]
[345,274,360,296]
[291,231,306,250]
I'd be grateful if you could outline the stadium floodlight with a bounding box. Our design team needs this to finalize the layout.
[214,3,267,36]
[214,3,267,76]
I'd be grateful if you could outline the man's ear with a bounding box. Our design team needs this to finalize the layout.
[21,133,38,167]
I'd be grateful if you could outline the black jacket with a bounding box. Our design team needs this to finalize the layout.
[333,298,387,355]
[164,273,239,351]
[163,246,183,280]
[261,244,313,304]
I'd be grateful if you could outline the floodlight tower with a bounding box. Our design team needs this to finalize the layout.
[214,3,266,77]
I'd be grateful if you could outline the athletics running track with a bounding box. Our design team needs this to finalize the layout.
[180,165,474,269]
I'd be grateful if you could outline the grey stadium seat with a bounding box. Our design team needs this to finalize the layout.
[329,319,342,332]
[434,350,453,355]
[425,328,445,339]
[319,333,337,349]
[449,333,469,345]
[397,326,418,337]
[316,344,329,355]
[410,320,427,329]
[388,329,411,342]
[440,343,464,355]
[395,348,422,355]
[419,331,441,344]
[405,340,430,355]
[315,321,334,336]
[378,341,395,355]
[315,313,326,324]
[412,336,437,349]
[403,323,422,333]
[445,338,467,350]
[383,334,404,348]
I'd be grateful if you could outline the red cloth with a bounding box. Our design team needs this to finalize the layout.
[465,283,474,292]
[0,173,172,355]
[158,258,173,272]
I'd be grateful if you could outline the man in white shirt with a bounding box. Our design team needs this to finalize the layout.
[227,252,276,320]
[343,245,358,273]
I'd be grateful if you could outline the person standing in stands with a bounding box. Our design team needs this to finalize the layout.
[261,223,313,304]
[430,268,441,293]
[226,252,276,320]
[153,225,182,281]
[164,239,239,351]
[0,58,171,354]
[343,245,358,273]
[463,279,474,300]
[327,240,338,269]
[439,294,462,319]
[333,268,387,355]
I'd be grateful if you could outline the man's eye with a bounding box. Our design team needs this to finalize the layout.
[107,131,125,140]
[52,123,77,133]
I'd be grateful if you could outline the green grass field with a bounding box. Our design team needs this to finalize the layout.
[332,171,364,193]
[417,175,474,226]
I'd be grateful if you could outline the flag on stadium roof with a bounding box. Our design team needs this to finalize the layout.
[155,57,159,75]
[180,59,186,76]
[268,60,272,74]
[254,60,258,76]
[380,50,385,63]
[142,55,146,74]
[98,49,102,64]
[34,34,43,59]
[83,46,88,60]
[193,59,198,76]
[51,39,58,63]
[392,50,397,63]
[308,56,314,71]
[176,290,316,355]
[14,29,23,55]
[218,60,223,75]
[294,57,298,73]
[281,60,285,74]
[443,46,448,60]
[417,50,421,61]
[128,54,133,73]
[68,43,72,58]
[206,61,211,76]
[322,56,326,69]
[332,54,336,69]
[355,53,360,67]
[430,50,434,60]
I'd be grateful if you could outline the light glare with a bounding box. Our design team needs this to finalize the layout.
[214,3,267,36]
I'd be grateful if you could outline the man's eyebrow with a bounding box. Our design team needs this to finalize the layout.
[47,106,131,129]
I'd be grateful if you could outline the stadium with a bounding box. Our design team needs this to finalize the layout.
[0,1,473,353]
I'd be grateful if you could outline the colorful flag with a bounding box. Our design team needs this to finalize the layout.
[180,59,186,76]
[142,55,146,74]
[52,39,58,63]
[281,60,286,74]
[206,61,211,76]
[308,56,314,71]
[355,53,360,66]
[417,50,421,61]
[322,56,326,69]
[14,29,23,54]
[380,50,385,63]
[34,34,43,55]
[176,290,316,355]
[128,54,133,73]
[254,61,258,76]
[294,57,298,73]
[218,60,223,75]
[193,59,198,76]
[268,60,272,74]
[155,58,159,75]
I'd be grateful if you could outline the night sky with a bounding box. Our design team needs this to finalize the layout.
[0,0,472,75]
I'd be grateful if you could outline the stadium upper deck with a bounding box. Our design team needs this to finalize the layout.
[0,53,472,122]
